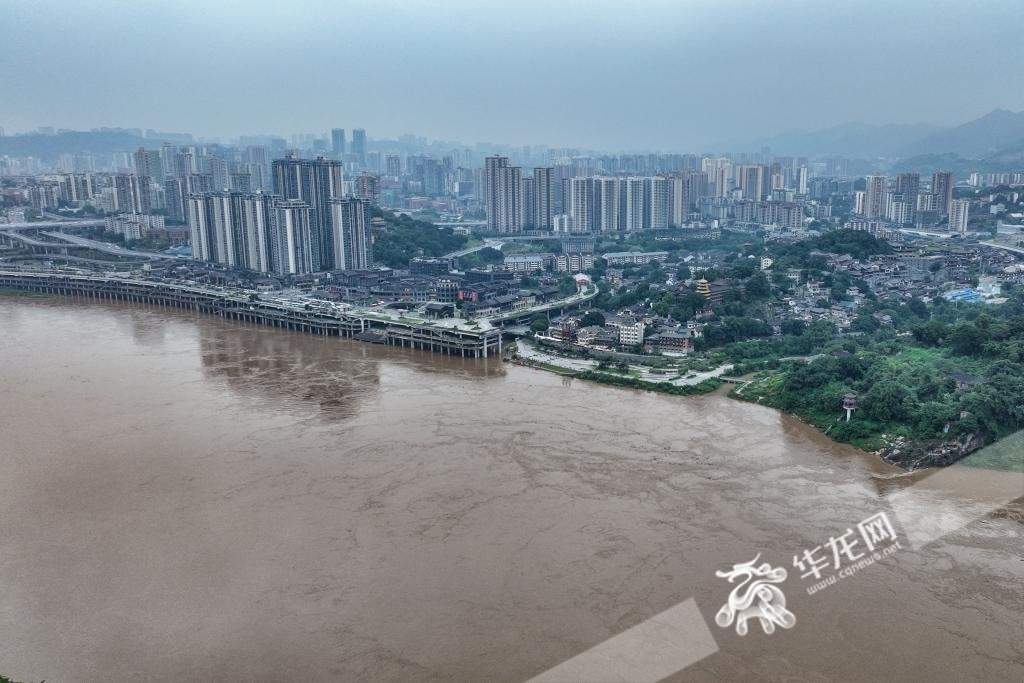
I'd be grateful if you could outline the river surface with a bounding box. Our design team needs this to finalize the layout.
[0,295,1021,682]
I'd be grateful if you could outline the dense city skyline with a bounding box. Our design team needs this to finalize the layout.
[4,0,1024,149]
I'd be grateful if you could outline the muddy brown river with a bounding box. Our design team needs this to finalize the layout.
[0,295,1021,682]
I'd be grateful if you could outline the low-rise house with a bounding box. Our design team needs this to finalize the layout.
[643,331,694,354]
[504,253,554,273]
[576,325,618,348]
[605,315,645,346]
[603,250,670,266]
[548,317,579,342]
[555,252,595,273]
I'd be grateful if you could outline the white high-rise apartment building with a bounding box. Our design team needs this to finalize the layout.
[620,177,646,231]
[670,171,704,226]
[208,155,230,191]
[241,193,275,274]
[532,167,554,230]
[948,199,969,235]
[670,176,688,227]
[647,177,671,229]
[209,192,242,268]
[187,191,315,275]
[186,195,213,262]
[886,194,914,225]
[484,156,523,233]
[566,177,593,233]
[853,191,866,215]
[932,170,954,215]
[331,197,372,270]
[702,157,733,197]
[917,192,938,213]
[737,165,767,202]
[593,177,619,233]
[271,155,344,270]
[271,199,314,275]
[552,214,574,233]
[863,174,887,219]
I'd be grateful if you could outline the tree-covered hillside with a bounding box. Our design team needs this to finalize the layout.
[371,208,468,268]
[736,287,1024,468]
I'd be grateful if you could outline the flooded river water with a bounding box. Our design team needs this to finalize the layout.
[0,295,1021,681]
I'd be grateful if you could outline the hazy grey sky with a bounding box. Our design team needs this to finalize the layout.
[3,0,1022,149]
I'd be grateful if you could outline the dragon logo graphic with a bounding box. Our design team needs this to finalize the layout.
[715,554,796,635]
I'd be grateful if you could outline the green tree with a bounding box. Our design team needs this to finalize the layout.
[907,298,929,318]
[780,319,805,336]
[948,322,985,356]
[863,381,910,422]
[852,312,880,333]
[912,319,948,346]
[744,273,770,298]
[558,276,578,296]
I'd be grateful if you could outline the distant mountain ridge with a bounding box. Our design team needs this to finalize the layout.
[4,108,1024,165]
[898,109,1024,158]
[719,121,942,158]
[720,109,1024,161]
[0,131,176,160]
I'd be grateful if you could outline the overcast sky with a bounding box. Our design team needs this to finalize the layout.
[3,0,1022,150]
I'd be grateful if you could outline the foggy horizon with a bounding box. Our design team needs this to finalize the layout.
[4,0,1023,150]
